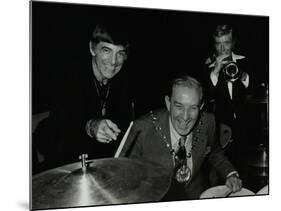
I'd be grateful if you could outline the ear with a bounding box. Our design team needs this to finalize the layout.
[89,41,96,56]
[165,96,171,112]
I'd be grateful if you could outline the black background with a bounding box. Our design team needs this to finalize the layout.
[32,1,269,117]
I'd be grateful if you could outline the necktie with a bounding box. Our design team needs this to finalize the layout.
[174,136,191,183]
[175,136,187,164]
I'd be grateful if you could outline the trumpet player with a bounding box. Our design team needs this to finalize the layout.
[202,24,251,178]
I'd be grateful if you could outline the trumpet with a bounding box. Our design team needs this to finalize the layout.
[222,62,240,80]
[220,56,241,80]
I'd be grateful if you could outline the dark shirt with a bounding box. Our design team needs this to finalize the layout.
[34,57,132,171]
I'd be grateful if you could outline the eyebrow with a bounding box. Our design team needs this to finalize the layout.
[118,49,126,53]
[101,46,112,50]
[173,100,199,107]
[173,100,182,105]
[101,46,126,54]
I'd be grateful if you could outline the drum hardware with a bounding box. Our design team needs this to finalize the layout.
[78,153,92,171]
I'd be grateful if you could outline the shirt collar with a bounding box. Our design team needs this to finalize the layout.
[169,117,192,149]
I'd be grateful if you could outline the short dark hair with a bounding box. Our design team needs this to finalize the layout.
[90,23,130,52]
[168,74,204,104]
[212,24,235,40]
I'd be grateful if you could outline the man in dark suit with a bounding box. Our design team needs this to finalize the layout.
[119,75,242,200]
[201,24,251,172]
[34,22,132,171]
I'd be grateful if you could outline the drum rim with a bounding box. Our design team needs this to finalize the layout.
[200,185,255,198]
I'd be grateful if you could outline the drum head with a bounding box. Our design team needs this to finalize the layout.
[256,185,269,195]
[200,185,255,198]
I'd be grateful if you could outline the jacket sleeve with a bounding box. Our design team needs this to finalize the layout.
[206,114,236,179]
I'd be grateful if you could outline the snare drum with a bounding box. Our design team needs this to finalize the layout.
[200,185,255,199]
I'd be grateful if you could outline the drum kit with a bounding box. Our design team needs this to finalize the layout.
[32,154,269,210]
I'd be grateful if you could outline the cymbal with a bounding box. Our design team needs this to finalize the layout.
[32,157,172,210]
[256,185,269,195]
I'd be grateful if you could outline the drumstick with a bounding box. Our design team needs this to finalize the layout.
[221,187,232,197]
[114,121,134,158]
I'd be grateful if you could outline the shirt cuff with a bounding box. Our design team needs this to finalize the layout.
[210,71,219,86]
[226,171,239,178]
[241,73,249,88]
[86,119,95,138]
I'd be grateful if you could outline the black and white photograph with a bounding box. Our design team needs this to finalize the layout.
[30,0,270,210]
[4,0,281,211]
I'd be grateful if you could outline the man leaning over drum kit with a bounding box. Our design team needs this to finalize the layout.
[119,75,242,200]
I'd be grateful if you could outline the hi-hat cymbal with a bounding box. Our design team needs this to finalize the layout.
[32,157,172,210]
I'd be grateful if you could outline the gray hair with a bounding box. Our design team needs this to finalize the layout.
[169,74,204,104]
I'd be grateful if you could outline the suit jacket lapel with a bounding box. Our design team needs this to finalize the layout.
[154,110,173,161]
[191,114,208,177]
[159,110,172,146]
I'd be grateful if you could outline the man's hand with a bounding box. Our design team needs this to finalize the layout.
[213,54,231,75]
[90,119,121,143]
[225,174,242,193]
[240,72,249,82]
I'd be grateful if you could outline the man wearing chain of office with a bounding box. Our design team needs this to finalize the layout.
[119,75,242,200]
